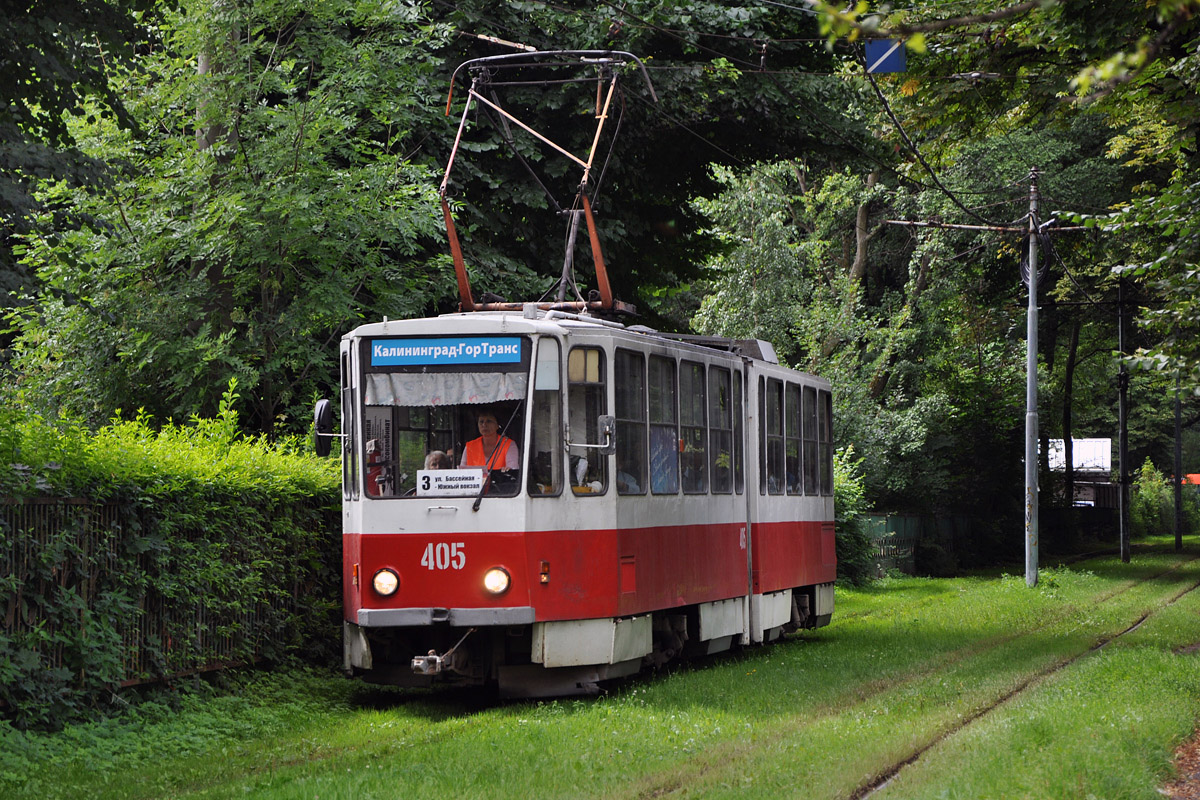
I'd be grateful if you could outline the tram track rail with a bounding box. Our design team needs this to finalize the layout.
[624,551,1200,800]
[850,574,1200,800]
[15,545,1200,800]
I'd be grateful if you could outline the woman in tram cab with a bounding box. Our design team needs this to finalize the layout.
[459,408,520,471]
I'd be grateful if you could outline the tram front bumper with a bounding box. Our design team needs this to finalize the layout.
[356,606,536,627]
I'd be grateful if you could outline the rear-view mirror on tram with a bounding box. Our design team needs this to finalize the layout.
[313,398,334,457]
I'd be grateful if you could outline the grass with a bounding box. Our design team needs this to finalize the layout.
[4,535,1200,799]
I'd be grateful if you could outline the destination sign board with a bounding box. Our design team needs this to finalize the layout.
[416,468,486,496]
[370,337,522,367]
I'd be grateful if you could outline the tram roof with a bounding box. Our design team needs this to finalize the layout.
[347,309,783,366]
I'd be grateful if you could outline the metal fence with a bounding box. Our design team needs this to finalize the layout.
[864,513,970,576]
[2,498,118,677]
[1,496,295,688]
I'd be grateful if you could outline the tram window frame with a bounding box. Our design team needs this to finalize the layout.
[529,337,564,497]
[803,385,819,496]
[764,378,784,495]
[785,383,803,495]
[357,334,530,499]
[342,350,357,500]
[709,366,733,494]
[567,346,608,496]
[648,355,679,495]
[733,370,744,495]
[819,388,834,496]
[615,349,647,495]
[680,361,707,494]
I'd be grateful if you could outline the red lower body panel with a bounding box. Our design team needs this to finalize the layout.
[752,520,837,594]
[345,519,833,624]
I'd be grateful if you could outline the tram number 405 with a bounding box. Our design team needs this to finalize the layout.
[421,542,466,570]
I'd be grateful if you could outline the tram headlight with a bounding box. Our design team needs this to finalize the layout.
[372,568,400,597]
[483,567,511,596]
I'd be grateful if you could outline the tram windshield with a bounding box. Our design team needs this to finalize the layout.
[358,335,530,498]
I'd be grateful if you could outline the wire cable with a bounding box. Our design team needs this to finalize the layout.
[863,63,1006,226]
[432,0,1032,212]
[626,91,749,168]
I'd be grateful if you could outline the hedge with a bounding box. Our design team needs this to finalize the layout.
[0,385,341,730]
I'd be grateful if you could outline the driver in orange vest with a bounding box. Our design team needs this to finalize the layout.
[460,409,519,470]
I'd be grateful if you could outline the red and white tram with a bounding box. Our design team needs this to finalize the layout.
[314,50,835,696]
[320,309,836,697]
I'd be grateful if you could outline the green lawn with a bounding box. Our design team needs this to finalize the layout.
[5,536,1199,799]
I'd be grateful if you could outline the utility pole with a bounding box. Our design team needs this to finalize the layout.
[888,170,1130,583]
[1118,279,1131,563]
[1024,168,1039,588]
[1176,367,1183,552]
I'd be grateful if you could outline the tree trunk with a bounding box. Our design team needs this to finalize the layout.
[849,171,878,282]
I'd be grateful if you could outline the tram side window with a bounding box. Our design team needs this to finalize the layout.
[680,361,707,494]
[649,355,679,494]
[803,385,819,495]
[733,371,744,494]
[785,383,802,495]
[615,349,647,495]
[530,338,563,496]
[758,377,766,494]
[819,388,834,496]
[364,407,456,497]
[568,347,608,495]
[709,367,733,494]
[764,378,784,495]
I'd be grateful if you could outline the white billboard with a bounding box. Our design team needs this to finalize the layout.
[1047,438,1111,472]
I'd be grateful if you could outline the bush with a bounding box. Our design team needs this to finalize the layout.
[834,446,875,586]
[1131,458,1171,537]
[0,382,341,730]
[1131,458,1173,537]
[1130,457,1200,538]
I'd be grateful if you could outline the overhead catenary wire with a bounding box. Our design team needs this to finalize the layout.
[435,0,1064,216]
[599,0,1042,204]
[863,62,1005,227]
[626,91,749,168]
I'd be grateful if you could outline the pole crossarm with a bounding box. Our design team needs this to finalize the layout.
[884,219,1089,233]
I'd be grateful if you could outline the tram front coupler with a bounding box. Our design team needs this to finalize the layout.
[411,627,476,676]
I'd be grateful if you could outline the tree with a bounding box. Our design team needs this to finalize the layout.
[810,0,1200,386]
[0,0,152,328]
[8,0,884,433]
[10,0,452,431]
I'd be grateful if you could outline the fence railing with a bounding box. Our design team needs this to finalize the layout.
[1,496,298,690]
[863,513,971,576]
[864,514,918,575]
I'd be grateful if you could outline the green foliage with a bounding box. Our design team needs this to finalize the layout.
[1,391,339,730]
[832,446,874,585]
[1131,458,1172,537]
[7,0,885,433]
[9,0,454,434]
[1130,457,1200,537]
[0,0,153,314]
